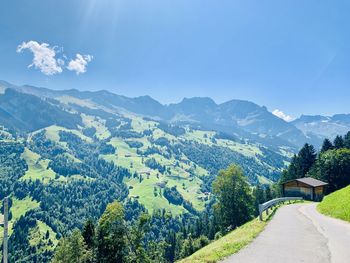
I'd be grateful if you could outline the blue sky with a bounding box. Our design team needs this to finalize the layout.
[1,0,350,118]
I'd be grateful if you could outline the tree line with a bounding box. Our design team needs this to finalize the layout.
[281,131,350,193]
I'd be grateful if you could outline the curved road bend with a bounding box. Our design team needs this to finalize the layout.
[222,203,350,263]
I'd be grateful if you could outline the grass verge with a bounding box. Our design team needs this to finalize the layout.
[178,201,303,263]
[317,185,350,223]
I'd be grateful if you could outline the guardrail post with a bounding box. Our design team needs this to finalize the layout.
[259,204,263,221]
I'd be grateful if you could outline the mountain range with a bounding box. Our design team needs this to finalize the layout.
[0,80,348,149]
[1,80,349,261]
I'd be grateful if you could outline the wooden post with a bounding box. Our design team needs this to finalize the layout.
[3,197,8,263]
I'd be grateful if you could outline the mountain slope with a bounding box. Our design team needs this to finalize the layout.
[0,88,82,132]
[293,114,350,146]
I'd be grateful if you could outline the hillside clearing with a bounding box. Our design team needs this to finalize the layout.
[0,196,40,243]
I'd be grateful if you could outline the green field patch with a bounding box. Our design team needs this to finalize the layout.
[11,197,40,225]
[166,177,205,211]
[43,125,93,143]
[217,139,262,158]
[152,127,177,141]
[130,115,157,133]
[257,175,273,185]
[181,130,215,145]
[106,137,146,171]
[318,185,350,222]
[278,146,295,158]
[21,147,93,183]
[20,148,58,183]
[103,153,145,174]
[105,134,210,213]
[0,196,40,241]
[81,114,111,139]
[110,137,136,154]
[127,176,185,215]
[29,220,59,251]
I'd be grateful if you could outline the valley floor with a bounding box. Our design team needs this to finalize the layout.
[222,203,350,263]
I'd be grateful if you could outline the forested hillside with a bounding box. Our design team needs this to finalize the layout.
[0,82,294,262]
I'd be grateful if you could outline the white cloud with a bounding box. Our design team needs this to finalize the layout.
[16,41,63,75]
[272,109,295,122]
[67,54,93,75]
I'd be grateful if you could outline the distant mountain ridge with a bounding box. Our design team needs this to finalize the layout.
[0,80,349,148]
[0,87,82,132]
[292,114,350,142]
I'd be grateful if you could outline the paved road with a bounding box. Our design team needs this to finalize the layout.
[222,203,350,263]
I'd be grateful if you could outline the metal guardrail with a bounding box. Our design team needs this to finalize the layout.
[259,197,303,221]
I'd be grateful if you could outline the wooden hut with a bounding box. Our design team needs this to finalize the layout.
[281,177,328,201]
[139,168,152,176]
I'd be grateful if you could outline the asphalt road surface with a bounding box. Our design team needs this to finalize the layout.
[222,203,350,263]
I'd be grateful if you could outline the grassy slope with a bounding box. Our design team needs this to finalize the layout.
[81,114,111,140]
[0,196,40,244]
[20,148,57,183]
[104,136,203,214]
[318,185,350,223]
[178,218,267,263]
[29,220,59,252]
[100,117,211,214]
[44,125,93,143]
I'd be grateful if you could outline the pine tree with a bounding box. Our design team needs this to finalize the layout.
[282,143,316,182]
[344,131,350,149]
[164,231,176,262]
[82,219,95,249]
[334,135,344,149]
[321,138,333,152]
[296,143,316,177]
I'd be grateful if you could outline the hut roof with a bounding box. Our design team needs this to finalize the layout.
[282,177,328,187]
